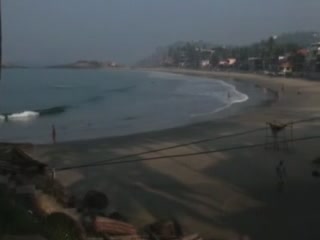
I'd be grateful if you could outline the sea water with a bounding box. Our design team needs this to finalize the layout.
[0,69,256,143]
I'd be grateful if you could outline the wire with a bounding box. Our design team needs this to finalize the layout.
[291,116,320,125]
[55,115,320,172]
[57,134,320,171]
[56,127,265,170]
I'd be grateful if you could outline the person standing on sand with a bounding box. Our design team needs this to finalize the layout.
[52,124,56,144]
[227,91,231,101]
[276,160,286,192]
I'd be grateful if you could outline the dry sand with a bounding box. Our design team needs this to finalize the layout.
[32,69,320,240]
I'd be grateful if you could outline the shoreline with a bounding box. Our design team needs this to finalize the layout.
[0,68,271,145]
[51,68,279,145]
[28,69,320,240]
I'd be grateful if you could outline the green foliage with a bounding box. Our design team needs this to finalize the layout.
[43,213,84,240]
[137,31,320,70]
[0,192,85,240]
[0,192,40,236]
[276,31,320,47]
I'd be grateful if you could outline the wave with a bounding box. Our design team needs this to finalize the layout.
[36,105,68,116]
[176,79,248,118]
[216,80,248,104]
[176,78,248,104]
[1,105,69,122]
[7,111,39,121]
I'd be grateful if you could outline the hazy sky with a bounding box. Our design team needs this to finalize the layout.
[3,0,320,65]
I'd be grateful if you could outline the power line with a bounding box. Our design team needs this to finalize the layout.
[56,127,265,170]
[57,134,320,171]
[56,115,320,172]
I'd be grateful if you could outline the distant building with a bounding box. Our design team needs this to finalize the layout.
[279,62,293,76]
[297,48,309,56]
[218,58,237,69]
[227,58,237,66]
[311,42,320,55]
[110,62,119,67]
[162,57,174,66]
[218,60,228,67]
[200,59,211,68]
[307,42,320,72]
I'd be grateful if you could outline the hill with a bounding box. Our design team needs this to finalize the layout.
[137,31,320,67]
[49,60,122,69]
[275,31,320,47]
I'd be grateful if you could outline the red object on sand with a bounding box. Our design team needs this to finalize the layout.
[93,217,137,236]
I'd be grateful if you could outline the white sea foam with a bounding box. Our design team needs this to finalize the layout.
[216,79,249,104]
[176,78,248,104]
[8,111,39,121]
[176,79,248,118]
[149,72,249,118]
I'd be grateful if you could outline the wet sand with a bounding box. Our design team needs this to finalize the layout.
[31,69,320,240]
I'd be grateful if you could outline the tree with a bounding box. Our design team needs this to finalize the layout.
[288,53,306,72]
[210,54,219,67]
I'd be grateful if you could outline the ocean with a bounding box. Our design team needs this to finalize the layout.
[0,69,266,143]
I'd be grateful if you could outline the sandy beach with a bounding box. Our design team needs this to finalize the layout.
[30,69,320,240]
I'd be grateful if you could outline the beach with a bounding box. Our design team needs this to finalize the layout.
[30,69,320,240]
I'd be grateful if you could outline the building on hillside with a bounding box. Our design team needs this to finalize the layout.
[200,59,211,68]
[306,42,320,73]
[217,58,237,69]
[227,58,237,66]
[297,48,309,56]
[197,48,215,68]
[162,57,174,67]
[310,42,320,55]
[177,52,188,68]
[279,62,293,76]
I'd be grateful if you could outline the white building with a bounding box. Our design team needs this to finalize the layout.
[200,60,210,68]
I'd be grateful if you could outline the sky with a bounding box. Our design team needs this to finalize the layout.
[3,0,320,65]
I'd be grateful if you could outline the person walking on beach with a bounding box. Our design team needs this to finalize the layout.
[227,91,231,100]
[276,160,286,192]
[51,124,56,144]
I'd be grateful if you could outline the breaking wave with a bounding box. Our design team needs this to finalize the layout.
[1,105,69,122]
[8,111,39,121]
[36,106,68,116]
